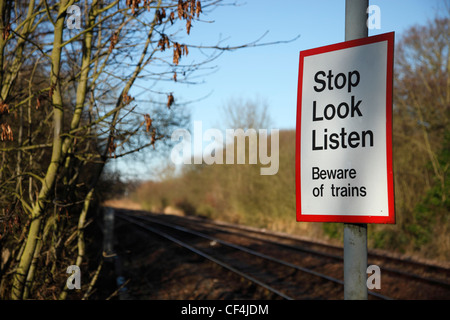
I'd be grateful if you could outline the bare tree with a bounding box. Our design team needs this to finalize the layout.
[390,14,449,257]
[394,15,449,202]
[0,0,297,300]
[220,96,273,130]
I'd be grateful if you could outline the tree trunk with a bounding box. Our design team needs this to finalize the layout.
[10,0,69,299]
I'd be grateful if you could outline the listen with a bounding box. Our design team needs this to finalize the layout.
[312,127,374,151]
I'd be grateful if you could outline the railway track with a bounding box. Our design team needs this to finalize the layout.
[162,212,450,291]
[109,207,450,300]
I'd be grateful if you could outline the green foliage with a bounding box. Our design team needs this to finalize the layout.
[407,130,450,251]
[370,227,409,253]
[321,223,343,240]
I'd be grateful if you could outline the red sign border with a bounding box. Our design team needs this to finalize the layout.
[296,32,395,224]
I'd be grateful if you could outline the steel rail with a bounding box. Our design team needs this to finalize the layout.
[208,220,450,290]
[117,214,294,300]
[211,218,450,272]
[156,211,450,290]
[117,211,391,300]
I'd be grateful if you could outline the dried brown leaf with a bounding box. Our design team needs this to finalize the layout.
[3,23,10,40]
[151,129,156,149]
[1,123,13,141]
[144,114,152,132]
[177,0,184,19]
[196,1,202,17]
[109,32,118,53]
[186,19,192,35]
[167,93,174,109]
[0,102,9,114]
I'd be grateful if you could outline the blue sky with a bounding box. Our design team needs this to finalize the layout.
[174,0,444,131]
[114,0,446,179]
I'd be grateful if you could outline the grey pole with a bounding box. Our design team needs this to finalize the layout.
[345,0,369,41]
[344,0,369,300]
[344,223,368,299]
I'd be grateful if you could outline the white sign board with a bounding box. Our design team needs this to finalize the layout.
[296,32,395,224]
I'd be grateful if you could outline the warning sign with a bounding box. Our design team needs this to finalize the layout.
[296,32,395,224]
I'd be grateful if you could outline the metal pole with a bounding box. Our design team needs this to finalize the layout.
[103,207,115,258]
[344,223,368,299]
[344,0,368,300]
[345,0,369,41]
